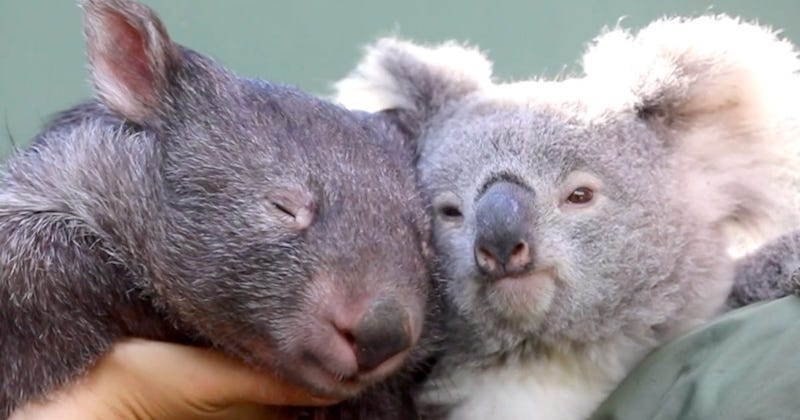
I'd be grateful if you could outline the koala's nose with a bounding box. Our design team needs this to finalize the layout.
[340,299,413,372]
[474,181,535,278]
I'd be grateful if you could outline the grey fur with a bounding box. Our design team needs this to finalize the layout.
[728,228,800,307]
[0,1,442,419]
[336,15,800,419]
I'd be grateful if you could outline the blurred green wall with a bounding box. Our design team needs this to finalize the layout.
[2,0,800,161]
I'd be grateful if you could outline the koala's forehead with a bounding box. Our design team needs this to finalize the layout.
[421,103,603,179]
[418,89,661,197]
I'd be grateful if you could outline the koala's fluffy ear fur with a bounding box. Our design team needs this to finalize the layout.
[584,15,800,252]
[334,37,493,140]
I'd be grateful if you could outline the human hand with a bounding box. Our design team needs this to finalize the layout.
[10,339,339,420]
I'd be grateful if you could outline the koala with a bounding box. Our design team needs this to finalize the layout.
[728,228,800,308]
[335,15,800,420]
[0,0,441,418]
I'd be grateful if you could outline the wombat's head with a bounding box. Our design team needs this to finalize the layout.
[335,17,800,351]
[80,0,431,397]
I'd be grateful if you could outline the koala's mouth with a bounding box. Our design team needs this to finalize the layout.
[484,268,558,317]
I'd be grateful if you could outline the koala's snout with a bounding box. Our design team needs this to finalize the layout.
[328,298,415,374]
[474,181,536,278]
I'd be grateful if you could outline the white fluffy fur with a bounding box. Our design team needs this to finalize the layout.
[417,334,655,420]
[333,38,493,113]
[585,15,800,256]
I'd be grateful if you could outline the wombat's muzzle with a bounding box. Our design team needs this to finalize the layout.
[348,299,413,372]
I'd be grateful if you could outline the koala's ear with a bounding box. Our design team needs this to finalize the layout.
[333,37,493,141]
[583,15,800,130]
[80,0,181,123]
[584,15,800,250]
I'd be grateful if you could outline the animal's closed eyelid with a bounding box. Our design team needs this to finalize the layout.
[267,187,316,230]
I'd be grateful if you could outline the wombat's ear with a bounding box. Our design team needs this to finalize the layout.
[333,37,493,143]
[80,0,181,123]
[584,15,800,252]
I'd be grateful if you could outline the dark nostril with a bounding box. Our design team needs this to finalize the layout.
[349,300,412,372]
[341,330,356,346]
[507,241,532,274]
[511,242,526,258]
[476,246,499,272]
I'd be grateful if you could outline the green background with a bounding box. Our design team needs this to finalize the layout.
[2,0,800,160]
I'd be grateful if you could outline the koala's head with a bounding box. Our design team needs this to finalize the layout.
[336,16,800,351]
[80,0,431,397]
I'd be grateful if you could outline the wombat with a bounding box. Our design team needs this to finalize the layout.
[334,15,800,419]
[0,0,439,418]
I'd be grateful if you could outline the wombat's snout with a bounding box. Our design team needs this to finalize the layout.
[474,181,536,278]
[335,299,413,373]
[295,272,424,395]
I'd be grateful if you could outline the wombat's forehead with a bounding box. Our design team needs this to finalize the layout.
[178,85,396,170]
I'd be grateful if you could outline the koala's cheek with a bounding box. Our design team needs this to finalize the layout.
[447,273,481,311]
[436,228,474,272]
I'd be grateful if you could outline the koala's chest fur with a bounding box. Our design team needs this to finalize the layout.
[419,334,655,420]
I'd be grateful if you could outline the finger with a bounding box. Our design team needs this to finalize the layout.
[177,347,338,407]
[177,402,296,420]
[111,339,341,407]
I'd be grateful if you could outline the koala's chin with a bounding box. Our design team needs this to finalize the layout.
[480,269,558,324]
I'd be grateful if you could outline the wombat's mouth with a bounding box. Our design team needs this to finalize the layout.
[238,319,416,399]
[290,345,413,399]
[267,288,424,398]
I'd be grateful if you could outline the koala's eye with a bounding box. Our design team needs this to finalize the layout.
[434,193,464,224]
[439,205,464,219]
[566,187,594,205]
[637,104,668,122]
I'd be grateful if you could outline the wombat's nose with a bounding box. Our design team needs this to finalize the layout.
[474,181,535,278]
[343,299,413,372]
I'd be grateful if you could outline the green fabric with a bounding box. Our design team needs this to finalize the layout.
[590,296,800,420]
